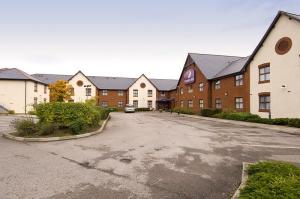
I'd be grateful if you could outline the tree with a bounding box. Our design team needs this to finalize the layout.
[49,80,72,102]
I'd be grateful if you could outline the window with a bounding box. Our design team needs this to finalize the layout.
[133,89,138,97]
[215,80,220,89]
[161,91,166,97]
[188,100,193,108]
[101,101,108,107]
[147,100,153,108]
[118,101,124,108]
[133,100,138,108]
[102,90,108,96]
[235,75,243,86]
[70,87,75,96]
[235,97,243,109]
[180,101,184,108]
[188,86,193,93]
[199,99,204,109]
[199,83,204,92]
[259,93,270,112]
[44,98,47,103]
[148,90,153,97]
[180,88,184,95]
[86,88,91,96]
[118,90,124,96]
[34,97,38,105]
[215,98,222,109]
[34,82,38,92]
[44,85,47,94]
[259,63,270,83]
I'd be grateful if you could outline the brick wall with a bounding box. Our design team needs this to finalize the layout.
[98,89,128,108]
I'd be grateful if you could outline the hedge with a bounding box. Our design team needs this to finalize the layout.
[35,102,101,129]
[200,109,222,117]
[172,108,195,115]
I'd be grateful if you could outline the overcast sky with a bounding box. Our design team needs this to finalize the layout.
[0,0,299,79]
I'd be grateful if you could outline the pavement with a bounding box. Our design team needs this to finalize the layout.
[1,112,300,199]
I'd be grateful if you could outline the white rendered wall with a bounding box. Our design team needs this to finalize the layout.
[128,75,157,109]
[250,15,300,118]
[68,72,97,102]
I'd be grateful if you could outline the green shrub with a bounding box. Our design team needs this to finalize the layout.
[288,119,300,128]
[8,110,15,114]
[172,108,195,115]
[272,118,289,125]
[27,110,36,115]
[135,107,150,112]
[35,102,101,130]
[239,161,300,199]
[38,123,58,136]
[12,119,38,136]
[69,118,87,134]
[214,112,260,121]
[200,109,221,117]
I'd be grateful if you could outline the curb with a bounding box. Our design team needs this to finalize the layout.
[178,114,300,135]
[2,115,110,142]
[231,162,252,199]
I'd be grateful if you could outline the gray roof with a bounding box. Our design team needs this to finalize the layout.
[214,56,249,78]
[88,76,136,90]
[284,11,300,21]
[150,78,178,91]
[0,68,47,84]
[33,73,177,91]
[188,53,243,79]
[32,73,71,84]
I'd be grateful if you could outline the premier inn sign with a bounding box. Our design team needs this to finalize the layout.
[183,68,195,84]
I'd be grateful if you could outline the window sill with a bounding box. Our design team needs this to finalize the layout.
[258,80,270,84]
[259,109,270,112]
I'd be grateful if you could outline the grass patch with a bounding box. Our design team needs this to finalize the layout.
[239,161,300,199]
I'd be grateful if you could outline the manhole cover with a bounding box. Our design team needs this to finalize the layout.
[120,158,132,163]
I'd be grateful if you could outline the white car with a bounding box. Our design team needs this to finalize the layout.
[124,104,135,113]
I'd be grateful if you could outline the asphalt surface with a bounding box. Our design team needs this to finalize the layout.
[1,112,300,199]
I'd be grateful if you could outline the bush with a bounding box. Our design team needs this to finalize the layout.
[69,118,87,134]
[35,102,101,130]
[12,119,38,136]
[200,109,221,117]
[213,112,260,121]
[272,118,289,125]
[27,110,36,115]
[172,108,195,115]
[239,161,300,199]
[135,108,150,112]
[38,123,58,136]
[288,119,300,128]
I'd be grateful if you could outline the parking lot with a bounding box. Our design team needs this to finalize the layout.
[1,112,300,199]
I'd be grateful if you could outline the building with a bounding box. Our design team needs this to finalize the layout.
[0,68,49,113]
[175,53,250,113]
[33,71,177,110]
[247,11,300,118]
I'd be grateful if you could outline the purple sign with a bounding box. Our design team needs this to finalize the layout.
[183,69,195,84]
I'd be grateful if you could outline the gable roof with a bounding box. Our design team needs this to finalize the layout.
[0,68,47,85]
[150,78,178,91]
[33,72,177,91]
[214,56,249,79]
[178,53,246,84]
[243,11,300,69]
[128,74,158,90]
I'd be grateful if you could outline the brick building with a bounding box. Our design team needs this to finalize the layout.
[175,53,250,113]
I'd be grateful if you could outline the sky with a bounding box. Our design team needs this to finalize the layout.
[0,0,299,79]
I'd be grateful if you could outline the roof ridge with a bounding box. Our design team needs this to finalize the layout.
[188,52,243,58]
[87,75,137,79]
[279,10,300,17]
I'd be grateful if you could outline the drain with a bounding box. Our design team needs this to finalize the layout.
[120,158,132,164]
